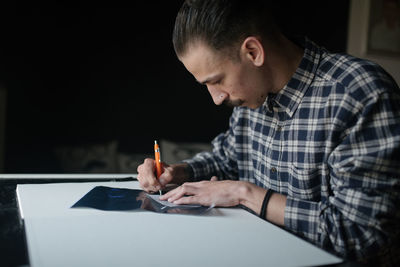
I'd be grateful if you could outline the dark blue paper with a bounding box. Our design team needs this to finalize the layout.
[71,186,144,210]
[71,186,211,215]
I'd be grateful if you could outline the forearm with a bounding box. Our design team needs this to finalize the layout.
[183,131,240,181]
[285,190,399,261]
[169,163,193,185]
[184,152,237,181]
[239,180,394,260]
[239,181,286,226]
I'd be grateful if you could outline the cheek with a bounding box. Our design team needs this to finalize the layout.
[226,69,248,95]
[223,81,242,97]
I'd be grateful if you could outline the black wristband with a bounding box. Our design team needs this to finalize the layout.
[260,189,274,219]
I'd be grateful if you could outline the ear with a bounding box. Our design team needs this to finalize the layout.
[240,37,265,67]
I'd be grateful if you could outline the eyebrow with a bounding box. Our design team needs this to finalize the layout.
[197,74,222,85]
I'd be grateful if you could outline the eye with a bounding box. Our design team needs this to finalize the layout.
[213,79,222,85]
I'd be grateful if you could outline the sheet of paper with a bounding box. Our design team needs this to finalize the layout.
[146,194,201,208]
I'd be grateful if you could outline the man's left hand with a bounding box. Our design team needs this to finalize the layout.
[159,176,243,207]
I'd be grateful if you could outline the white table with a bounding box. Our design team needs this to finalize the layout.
[1,173,137,180]
[17,181,342,267]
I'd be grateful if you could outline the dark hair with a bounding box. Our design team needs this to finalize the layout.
[172,0,279,57]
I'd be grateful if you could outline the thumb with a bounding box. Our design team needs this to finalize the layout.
[210,176,218,181]
[159,165,172,186]
[161,162,170,169]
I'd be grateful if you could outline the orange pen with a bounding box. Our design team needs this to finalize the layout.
[154,140,162,195]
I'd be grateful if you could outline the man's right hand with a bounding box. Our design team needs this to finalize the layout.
[136,159,189,193]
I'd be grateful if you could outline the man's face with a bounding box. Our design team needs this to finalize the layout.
[179,42,270,109]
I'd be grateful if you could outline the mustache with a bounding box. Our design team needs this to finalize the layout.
[223,98,244,107]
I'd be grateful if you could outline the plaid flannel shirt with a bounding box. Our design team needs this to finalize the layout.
[184,38,400,260]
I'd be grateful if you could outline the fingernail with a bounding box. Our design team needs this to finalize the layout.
[159,178,166,186]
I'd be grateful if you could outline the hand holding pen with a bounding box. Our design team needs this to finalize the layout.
[137,141,191,194]
[137,141,172,194]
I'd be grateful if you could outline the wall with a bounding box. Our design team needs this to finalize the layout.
[0,2,350,172]
[0,86,5,172]
[347,0,400,85]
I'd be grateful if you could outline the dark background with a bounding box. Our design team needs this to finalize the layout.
[0,1,350,173]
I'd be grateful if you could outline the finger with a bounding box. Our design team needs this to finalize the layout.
[140,174,162,192]
[156,161,169,175]
[158,166,173,187]
[173,195,200,205]
[159,186,181,201]
[210,176,218,181]
[161,162,170,171]
[137,158,162,192]
[161,183,198,202]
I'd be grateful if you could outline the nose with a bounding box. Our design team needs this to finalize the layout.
[207,86,228,105]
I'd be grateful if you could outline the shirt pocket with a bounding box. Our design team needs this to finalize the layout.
[288,163,321,201]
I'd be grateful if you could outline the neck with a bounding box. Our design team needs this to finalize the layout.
[264,35,304,94]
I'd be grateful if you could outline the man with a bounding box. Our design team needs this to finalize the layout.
[137,0,400,263]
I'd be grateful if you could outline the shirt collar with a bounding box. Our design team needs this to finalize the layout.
[264,37,322,117]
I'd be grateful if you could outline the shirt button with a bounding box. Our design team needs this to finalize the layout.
[277,125,282,131]
[271,167,277,173]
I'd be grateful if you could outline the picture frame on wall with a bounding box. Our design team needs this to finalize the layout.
[347,0,400,85]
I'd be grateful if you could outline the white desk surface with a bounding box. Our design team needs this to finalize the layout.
[1,173,137,180]
[17,181,342,267]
